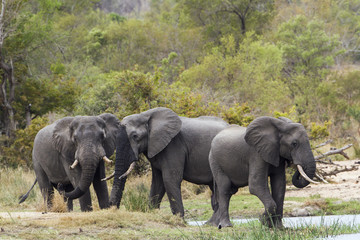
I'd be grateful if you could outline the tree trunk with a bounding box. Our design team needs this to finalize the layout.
[0,0,19,138]
[0,59,16,138]
[25,104,31,127]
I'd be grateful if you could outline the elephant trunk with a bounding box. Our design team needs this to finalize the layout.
[109,125,136,207]
[65,160,97,200]
[292,150,316,188]
[109,160,130,207]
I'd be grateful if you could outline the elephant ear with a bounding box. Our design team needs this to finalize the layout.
[52,117,76,158]
[145,107,182,158]
[99,113,121,156]
[245,116,287,167]
[278,116,294,123]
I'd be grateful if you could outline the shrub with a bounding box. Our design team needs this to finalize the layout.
[1,117,48,168]
[310,121,331,140]
[221,103,254,126]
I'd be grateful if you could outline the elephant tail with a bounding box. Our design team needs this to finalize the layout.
[18,179,38,204]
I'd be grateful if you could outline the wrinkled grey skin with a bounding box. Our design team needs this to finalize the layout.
[109,107,229,217]
[207,116,316,228]
[29,114,120,211]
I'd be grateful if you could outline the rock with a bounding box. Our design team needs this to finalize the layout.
[291,206,321,217]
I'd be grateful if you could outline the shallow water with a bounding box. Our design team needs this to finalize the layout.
[322,233,360,240]
[187,214,360,227]
[187,214,360,239]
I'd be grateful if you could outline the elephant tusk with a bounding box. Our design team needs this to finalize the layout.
[103,156,113,164]
[315,172,329,184]
[101,171,115,181]
[119,162,136,180]
[297,165,319,184]
[70,159,79,169]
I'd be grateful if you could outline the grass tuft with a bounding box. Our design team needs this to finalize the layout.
[123,182,151,212]
[51,192,68,213]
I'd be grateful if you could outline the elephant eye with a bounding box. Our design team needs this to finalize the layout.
[291,140,298,148]
[100,131,106,140]
[72,133,79,143]
[132,134,138,140]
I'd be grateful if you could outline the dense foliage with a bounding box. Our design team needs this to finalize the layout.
[1,0,359,167]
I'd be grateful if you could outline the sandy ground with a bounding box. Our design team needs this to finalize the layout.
[286,160,360,201]
[0,211,75,220]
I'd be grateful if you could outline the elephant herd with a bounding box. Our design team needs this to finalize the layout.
[19,107,318,228]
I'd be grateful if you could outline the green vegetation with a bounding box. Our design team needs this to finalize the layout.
[1,1,360,168]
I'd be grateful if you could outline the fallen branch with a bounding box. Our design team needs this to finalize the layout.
[313,143,356,183]
[319,165,359,177]
[315,144,353,161]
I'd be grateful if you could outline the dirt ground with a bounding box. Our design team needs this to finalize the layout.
[286,160,360,201]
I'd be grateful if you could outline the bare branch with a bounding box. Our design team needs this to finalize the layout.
[314,139,333,148]
[315,144,353,161]
[319,165,359,177]
[0,0,6,46]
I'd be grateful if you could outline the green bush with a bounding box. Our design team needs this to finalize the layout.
[310,121,331,140]
[221,103,254,126]
[0,117,48,168]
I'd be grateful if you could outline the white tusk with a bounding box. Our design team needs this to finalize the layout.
[119,162,136,180]
[101,172,115,181]
[297,165,319,184]
[315,172,329,184]
[70,159,79,169]
[103,156,113,164]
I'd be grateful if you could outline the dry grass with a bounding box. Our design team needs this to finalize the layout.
[50,192,68,213]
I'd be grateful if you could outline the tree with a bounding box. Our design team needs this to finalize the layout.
[276,15,342,118]
[0,0,25,137]
[180,33,289,113]
[0,0,65,137]
[174,0,275,44]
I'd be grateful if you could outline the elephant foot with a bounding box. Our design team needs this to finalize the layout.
[205,219,218,227]
[81,205,93,212]
[99,202,110,209]
[218,220,233,228]
[260,213,283,229]
[205,215,232,228]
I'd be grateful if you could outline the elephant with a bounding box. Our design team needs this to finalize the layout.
[206,116,318,228]
[19,113,120,212]
[108,107,229,217]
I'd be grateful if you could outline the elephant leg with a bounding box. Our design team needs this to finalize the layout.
[93,161,110,209]
[269,164,286,228]
[149,166,165,209]
[162,169,184,217]
[208,183,217,211]
[205,181,220,227]
[35,165,54,212]
[41,187,54,212]
[214,173,233,228]
[79,189,93,211]
[249,164,277,228]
